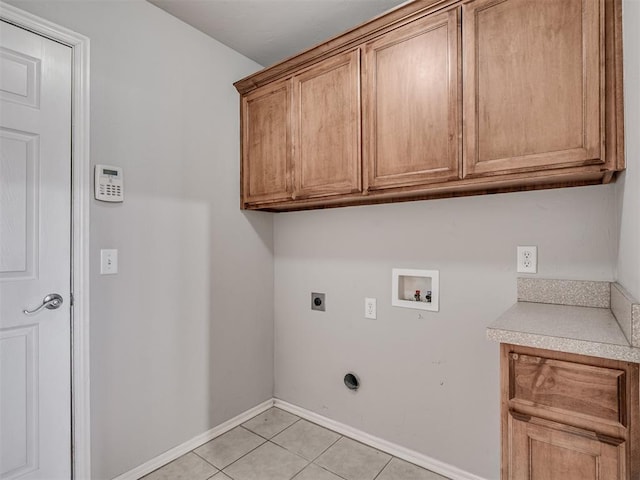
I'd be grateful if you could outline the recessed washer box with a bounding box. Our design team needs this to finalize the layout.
[392,268,439,312]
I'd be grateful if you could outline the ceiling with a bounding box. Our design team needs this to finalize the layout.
[147,0,408,67]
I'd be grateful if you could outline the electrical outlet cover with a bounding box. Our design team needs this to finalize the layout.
[517,246,537,273]
[311,292,325,311]
[364,297,376,319]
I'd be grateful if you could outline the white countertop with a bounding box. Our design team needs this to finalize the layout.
[487,302,640,363]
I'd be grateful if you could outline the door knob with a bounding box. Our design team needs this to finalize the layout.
[23,293,64,315]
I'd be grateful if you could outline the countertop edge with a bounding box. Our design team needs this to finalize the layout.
[489,279,640,363]
[486,326,640,363]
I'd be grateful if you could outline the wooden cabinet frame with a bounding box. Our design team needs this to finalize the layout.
[235,0,624,211]
[292,50,362,200]
[500,344,640,479]
[241,79,293,205]
[462,0,605,178]
[362,7,461,192]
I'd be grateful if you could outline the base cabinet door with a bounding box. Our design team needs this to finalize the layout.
[463,0,603,178]
[508,413,625,480]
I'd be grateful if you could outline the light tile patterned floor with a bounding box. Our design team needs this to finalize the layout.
[142,408,450,480]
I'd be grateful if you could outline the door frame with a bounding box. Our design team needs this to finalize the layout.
[0,3,91,478]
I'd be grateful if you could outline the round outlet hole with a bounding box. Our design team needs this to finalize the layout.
[344,373,360,391]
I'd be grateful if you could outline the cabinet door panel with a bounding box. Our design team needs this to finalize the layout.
[293,50,361,199]
[363,9,461,191]
[463,0,603,178]
[509,413,625,480]
[509,353,625,426]
[242,80,292,206]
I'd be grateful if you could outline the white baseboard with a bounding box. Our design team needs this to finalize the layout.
[274,399,488,480]
[112,399,274,480]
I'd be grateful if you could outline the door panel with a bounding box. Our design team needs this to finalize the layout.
[0,21,72,480]
[463,0,603,177]
[293,50,361,199]
[363,9,461,191]
[241,79,292,206]
[0,325,38,478]
[0,45,40,108]
[0,129,38,278]
[508,413,625,480]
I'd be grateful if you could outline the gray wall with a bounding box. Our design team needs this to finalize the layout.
[5,1,637,479]
[617,0,640,300]
[274,8,639,479]
[274,185,618,479]
[6,1,274,479]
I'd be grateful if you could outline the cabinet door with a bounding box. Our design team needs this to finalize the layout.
[292,51,361,200]
[463,0,603,178]
[363,8,461,192]
[241,79,292,206]
[508,413,625,480]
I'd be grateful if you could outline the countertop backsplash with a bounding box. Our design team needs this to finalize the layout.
[488,277,640,363]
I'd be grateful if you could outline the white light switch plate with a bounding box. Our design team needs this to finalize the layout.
[100,249,118,275]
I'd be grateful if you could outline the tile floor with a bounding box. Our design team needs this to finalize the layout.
[142,407,449,480]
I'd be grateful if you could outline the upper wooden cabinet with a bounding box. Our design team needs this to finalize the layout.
[363,8,461,192]
[235,0,624,211]
[241,79,292,205]
[293,51,361,200]
[241,52,360,208]
[463,0,604,178]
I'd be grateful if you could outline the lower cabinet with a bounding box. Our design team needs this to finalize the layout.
[508,413,625,480]
[501,344,639,479]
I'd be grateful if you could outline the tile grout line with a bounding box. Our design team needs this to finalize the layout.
[310,461,351,480]
[305,434,349,480]
[371,455,394,480]
[219,412,308,478]
[310,433,343,463]
[217,431,268,474]
[194,424,271,476]
[258,414,349,480]
[311,436,393,480]
[259,416,303,442]
[146,406,446,480]
[191,450,221,472]
[217,409,381,480]
[266,436,312,478]
[282,447,311,480]
[241,408,301,441]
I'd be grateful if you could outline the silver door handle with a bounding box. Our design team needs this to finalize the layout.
[23,294,64,315]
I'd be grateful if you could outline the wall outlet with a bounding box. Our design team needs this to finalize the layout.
[517,246,537,273]
[364,297,376,319]
[311,292,325,311]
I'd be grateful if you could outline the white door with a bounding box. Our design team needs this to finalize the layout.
[0,21,72,480]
